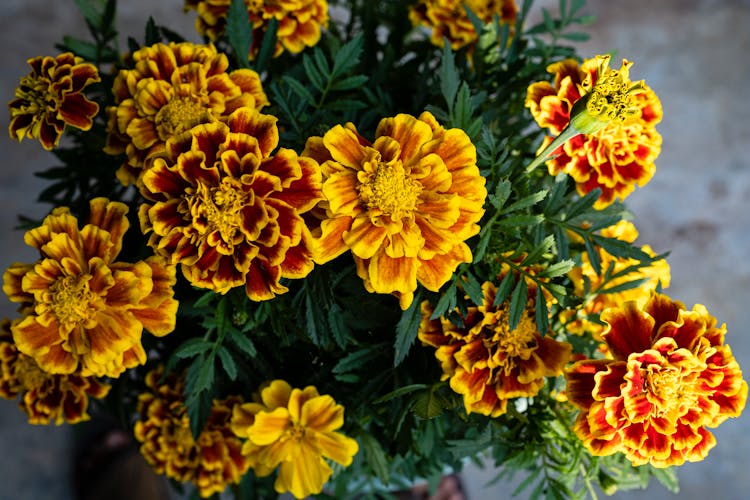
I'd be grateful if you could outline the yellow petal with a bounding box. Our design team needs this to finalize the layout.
[248,407,291,446]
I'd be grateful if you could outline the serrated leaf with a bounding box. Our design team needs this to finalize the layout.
[302,54,325,91]
[281,75,315,105]
[512,468,543,497]
[439,42,460,113]
[172,338,213,359]
[462,272,484,306]
[649,466,679,494]
[502,189,548,214]
[216,345,237,380]
[431,282,458,319]
[226,0,253,68]
[494,271,516,306]
[332,346,380,374]
[73,0,105,29]
[412,388,448,419]
[535,286,549,335]
[359,433,390,484]
[330,74,369,91]
[61,36,98,60]
[254,16,278,73]
[393,290,422,367]
[498,214,544,227]
[592,234,652,261]
[508,278,528,331]
[186,388,212,440]
[564,188,601,221]
[331,34,363,78]
[521,234,555,267]
[228,330,257,358]
[489,180,512,210]
[540,259,575,279]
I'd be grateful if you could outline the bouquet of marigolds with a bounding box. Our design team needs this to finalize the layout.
[2,0,747,498]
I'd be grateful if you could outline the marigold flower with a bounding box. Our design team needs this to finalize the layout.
[230,380,359,499]
[134,367,248,498]
[565,294,748,467]
[2,198,178,378]
[139,106,322,300]
[525,55,662,207]
[564,220,670,338]
[8,52,100,150]
[419,281,572,417]
[0,319,109,425]
[184,0,328,58]
[104,42,268,185]
[303,111,487,309]
[410,0,518,50]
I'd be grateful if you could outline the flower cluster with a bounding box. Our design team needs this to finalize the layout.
[134,367,249,498]
[2,198,178,378]
[184,0,329,59]
[230,380,359,499]
[526,55,662,207]
[566,294,747,467]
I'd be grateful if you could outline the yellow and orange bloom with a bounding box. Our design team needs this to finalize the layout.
[410,0,518,50]
[0,319,110,425]
[2,198,178,378]
[564,220,670,338]
[525,55,662,207]
[184,0,328,59]
[139,106,322,300]
[566,294,747,467]
[104,42,268,185]
[230,380,359,499]
[134,367,248,498]
[419,281,571,417]
[8,52,100,150]
[303,111,487,310]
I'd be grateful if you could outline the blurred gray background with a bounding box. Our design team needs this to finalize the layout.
[1,1,748,499]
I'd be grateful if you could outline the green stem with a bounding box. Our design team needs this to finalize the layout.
[525,124,581,174]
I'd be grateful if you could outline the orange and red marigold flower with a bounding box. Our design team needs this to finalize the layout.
[526,55,662,208]
[134,367,248,498]
[8,52,100,150]
[410,0,518,50]
[303,111,487,310]
[230,379,359,499]
[565,294,747,467]
[104,41,268,185]
[184,0,328,59]
[2,198,178,378]
[419,280,571,417]
[0,319,110,425]
[139,106,322,300]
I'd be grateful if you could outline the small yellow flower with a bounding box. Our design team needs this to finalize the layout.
[231,380,359,499]
[184,0,329,58]
[303,111,487,309]
[8,52,100,150]
[2,198,178,378]
[134,367,248,498]
[0,319,110,425]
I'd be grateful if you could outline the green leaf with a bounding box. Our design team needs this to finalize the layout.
[302,54,326,91]
[373,384,428,404]
[145,17,159,45]
[535,286,549,335]
[332,346,381,374]
[461,272,484,306]
[172,338,213,359]
[393,291,422,367]
[226,0,252,68]
[61,36,98,60]
[227,330,257,358]
[73,0,106,28]
[564,189,601,221]
[254,17,278,74]
[649,466,679,494]
[592,234,652,261]
[192,290,216,309]
[497,214,544,228]
[330,74,369,91]
[215,296,231,340]
[508,277,528,331]
[489,180,512,211]
[331,34,363,78]
[282,75,315,105]
[359,433,390,484]
[502,189,547,214]
[412,387,448,419]
[216,345,238,380]
[539,259,575,278]
[493,271,516,307]
[439,42,460,114]
[521,234,555,266]
[432,281,458,319]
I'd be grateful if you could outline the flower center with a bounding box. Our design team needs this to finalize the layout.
[285,423,307,442]
[188,178,249,247]
[643,363,700,418]
[49,274,96,327]
[486,304,539,374]
[155,97,209,139]
[358,159,422,220]
[15,75,54,113]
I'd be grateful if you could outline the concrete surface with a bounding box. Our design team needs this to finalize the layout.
[1,1,748,499]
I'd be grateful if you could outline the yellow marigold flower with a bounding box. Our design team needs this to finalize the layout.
[230,380,359,499]
[184,0,328,58]
[134,367,248,498]
[419,281,571,417]
[564,220,670,338]
[565,294,748,467]
[410,0,518,50]
[303,111,487,310]
[104,42,268,185]
[8,52,100,150]
[2,198,178,378]
[525,55,662,207]
[139,107,322,300]
[0,319,109,425]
